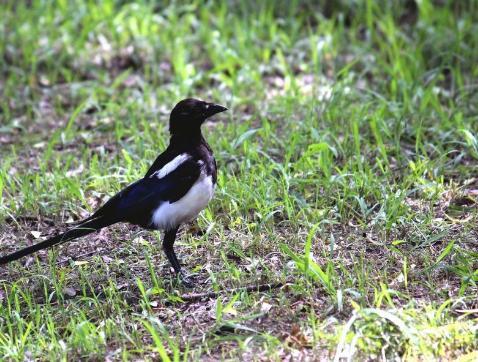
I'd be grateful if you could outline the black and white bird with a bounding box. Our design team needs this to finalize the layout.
[0,98,227,286]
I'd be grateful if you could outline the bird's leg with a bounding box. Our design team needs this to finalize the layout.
[162,226,193,287]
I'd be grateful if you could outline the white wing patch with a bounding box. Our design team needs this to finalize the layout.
[152,153,191,179]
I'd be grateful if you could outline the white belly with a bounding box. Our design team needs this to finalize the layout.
[152,173,215,230]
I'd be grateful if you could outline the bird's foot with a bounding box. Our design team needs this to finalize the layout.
[178,270,196,288]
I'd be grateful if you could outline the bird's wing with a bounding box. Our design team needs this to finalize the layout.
[144,146,174,178]
[89,156,202,225]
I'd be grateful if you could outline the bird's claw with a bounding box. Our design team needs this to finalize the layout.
[179,271,195,288]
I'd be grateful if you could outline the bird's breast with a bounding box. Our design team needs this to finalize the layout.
[151,172,215,230]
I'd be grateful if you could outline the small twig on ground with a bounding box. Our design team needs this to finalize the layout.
[180,282,286,302]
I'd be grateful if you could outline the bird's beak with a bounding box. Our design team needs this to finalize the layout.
[205,103,228,117]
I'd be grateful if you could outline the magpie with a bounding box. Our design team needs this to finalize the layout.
[0,98,227,286]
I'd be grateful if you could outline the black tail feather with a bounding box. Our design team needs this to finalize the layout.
[0,217,113,265]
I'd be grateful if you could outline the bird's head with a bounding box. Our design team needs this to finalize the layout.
[169,98,227,135]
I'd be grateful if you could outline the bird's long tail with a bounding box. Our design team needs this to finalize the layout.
[0,216,113,265]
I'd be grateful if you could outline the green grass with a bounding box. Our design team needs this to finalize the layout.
[1,0,478,360]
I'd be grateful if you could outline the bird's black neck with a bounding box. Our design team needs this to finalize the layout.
[170,129,205,147]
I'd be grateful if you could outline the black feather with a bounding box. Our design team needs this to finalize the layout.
[0,217,112,265]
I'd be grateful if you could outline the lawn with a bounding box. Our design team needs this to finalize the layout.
[1,0,477,360]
